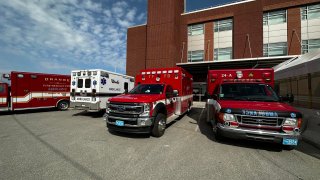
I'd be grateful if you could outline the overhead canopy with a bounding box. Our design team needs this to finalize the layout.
[274,49,320,80]
[177,56,296,81]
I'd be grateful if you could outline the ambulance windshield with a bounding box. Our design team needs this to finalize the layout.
[219,83,279,102]
[129,84,164,95]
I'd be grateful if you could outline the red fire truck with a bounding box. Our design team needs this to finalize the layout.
[105,67,193,137]
[0,71,70,111]
[206,69,302,149]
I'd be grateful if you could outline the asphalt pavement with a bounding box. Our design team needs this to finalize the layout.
[0,107,320,180]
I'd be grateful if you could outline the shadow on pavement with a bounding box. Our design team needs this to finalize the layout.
[107,129,151,139]
[0,108,58,115]
[72,110,105,118]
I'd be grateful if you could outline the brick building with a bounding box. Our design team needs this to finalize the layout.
[126,0,320,95]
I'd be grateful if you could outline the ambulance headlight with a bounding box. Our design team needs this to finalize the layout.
[106,101,110,113]
[223,113,236,121]
[284,118,297,126]
[143,103,151,112]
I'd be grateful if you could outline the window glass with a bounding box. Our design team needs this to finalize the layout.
[165,85,173,98]
[214,19,233,32]
[129,84,164,95]
[188,50,204,62]
[302,4,320,20]
[0,84,5,93]
[214,47,232,60]
[85,79,91,88]
[302,39,320,54]
[263,10,286,25]
[220,84,279,102]
[263,42,287,57]
[77,79,83,88]
[188,24,204,36]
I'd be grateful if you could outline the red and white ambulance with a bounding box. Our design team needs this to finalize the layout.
[206,69,302,149]
[0,71,70,111]
[105,67,193,137]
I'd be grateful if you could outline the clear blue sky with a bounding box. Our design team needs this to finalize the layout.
[0,0,235,75]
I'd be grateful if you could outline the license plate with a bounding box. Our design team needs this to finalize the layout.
[283,138,298,146]
[115,120,124,126]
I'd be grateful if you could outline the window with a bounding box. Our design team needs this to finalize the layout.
[129,84,164,95]
[263,10,287,25]
[214,19,233,32]
[263,42,287,57]
[85,79,91,88]
[214,47,232,60]
[124,82,128,93]
[188,24,204,36]
[77,79,83,88]
[302,39,320,54]
[165,85,174,98]
[0,84,5,93]
[188,50,204,62]
[301,4,320,20]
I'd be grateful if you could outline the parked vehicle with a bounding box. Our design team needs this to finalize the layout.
[0,71,70,111]
[206,69,302,149]
[105,67,193,137]
[70,69,134,112]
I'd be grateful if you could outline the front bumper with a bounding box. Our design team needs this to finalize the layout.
[106,114,154,133]
[217,123,301,144]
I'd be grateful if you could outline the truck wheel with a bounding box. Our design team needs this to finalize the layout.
[215,128,224,141]
[57,101,69,111]
[152,113,166,137]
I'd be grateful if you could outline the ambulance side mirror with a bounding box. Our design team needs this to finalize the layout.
[173,90,179,97]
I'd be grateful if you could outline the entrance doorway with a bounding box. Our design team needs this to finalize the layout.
[193,82,206,102]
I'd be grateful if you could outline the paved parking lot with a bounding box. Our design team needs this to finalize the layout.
[0,107,320,180]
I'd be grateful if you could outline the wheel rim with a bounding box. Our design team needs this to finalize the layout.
[158,119,166,132]
[60,102,68,110]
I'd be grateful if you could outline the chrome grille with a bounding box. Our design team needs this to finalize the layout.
[237,115,284,127]
[108,103,143,114]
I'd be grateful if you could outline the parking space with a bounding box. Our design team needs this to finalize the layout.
[0,108,320,180]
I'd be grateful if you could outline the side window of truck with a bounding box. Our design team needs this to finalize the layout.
[166,85,173,98]
[0,84,4,93]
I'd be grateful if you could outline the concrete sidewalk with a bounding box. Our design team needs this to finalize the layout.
[296,107,320,149]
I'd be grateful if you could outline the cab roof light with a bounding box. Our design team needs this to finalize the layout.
[157,71,161,74]
[174,70,179,73]
[162,70,167,73]
[147,72,151,75]
[152,71,156,74]
[168,70,173,73]
[142,72,146,75]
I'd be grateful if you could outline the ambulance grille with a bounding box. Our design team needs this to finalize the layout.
[108,103,143,114]
[237,115,284,127]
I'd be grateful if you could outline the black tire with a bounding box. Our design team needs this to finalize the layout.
[57,101,69,111]
[151,113,166,137]
[215,128,224,142]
